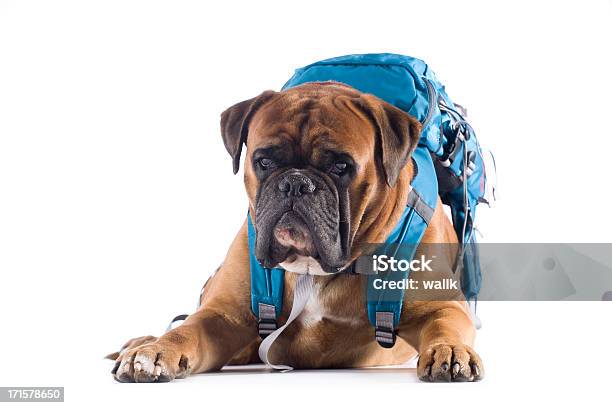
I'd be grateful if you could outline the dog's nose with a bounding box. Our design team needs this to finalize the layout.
[278,173,316,197]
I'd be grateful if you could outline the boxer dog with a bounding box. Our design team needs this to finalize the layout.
[108,82,484,382]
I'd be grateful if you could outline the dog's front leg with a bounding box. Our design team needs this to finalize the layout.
[113,306,257,382]
[398,301,484,382]
[111,221,258,382]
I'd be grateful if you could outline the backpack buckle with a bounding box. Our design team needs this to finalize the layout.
[257,303,277,338]
[374,311,396,348]
[375,326,396,348]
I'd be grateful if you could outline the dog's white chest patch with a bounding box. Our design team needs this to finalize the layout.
[300,285,326,326]
[298,283,357,327]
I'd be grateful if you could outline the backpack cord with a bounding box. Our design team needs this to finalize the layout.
[258,274,314,371]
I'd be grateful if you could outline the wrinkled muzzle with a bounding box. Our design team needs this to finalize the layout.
[253,169,351,273]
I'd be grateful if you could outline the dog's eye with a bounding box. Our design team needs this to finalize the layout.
[330,161,348,175]
[258,158,275,170]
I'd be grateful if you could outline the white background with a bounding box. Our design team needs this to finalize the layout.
[1,0,611,406]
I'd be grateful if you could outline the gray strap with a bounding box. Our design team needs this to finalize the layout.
[406,188,435,223]
[165,314,189,332]
[258,274,314,371]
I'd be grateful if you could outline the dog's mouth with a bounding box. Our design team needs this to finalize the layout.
[253,168,351,273]
[272,211,337,275]
[270,211,319,261]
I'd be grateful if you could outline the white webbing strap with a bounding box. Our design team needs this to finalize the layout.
[257,273,314,371]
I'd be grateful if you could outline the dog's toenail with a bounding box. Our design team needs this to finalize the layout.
[452,362,460,376]
[471,363,480,377]
[134,362,142,372]
[441,362,449,371]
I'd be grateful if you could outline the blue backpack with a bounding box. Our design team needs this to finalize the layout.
[247,54,494,346]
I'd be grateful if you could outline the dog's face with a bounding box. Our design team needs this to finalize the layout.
[221,82,421,274]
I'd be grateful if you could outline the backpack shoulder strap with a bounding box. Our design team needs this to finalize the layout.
[247,213,285,337]
[366,147,437,347]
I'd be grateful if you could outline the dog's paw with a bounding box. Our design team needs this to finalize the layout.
[417,343,484,382]
[105,335,158,360]
[112,342,191,383]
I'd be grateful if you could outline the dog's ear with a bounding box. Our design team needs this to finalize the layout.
[220,91,277,174]
[359,94,422,187]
